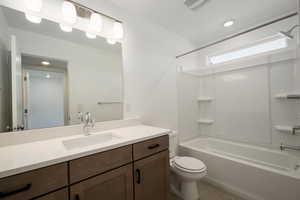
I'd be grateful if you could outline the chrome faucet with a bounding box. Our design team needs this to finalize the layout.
[78,112,95,136]
[280,143,300,151]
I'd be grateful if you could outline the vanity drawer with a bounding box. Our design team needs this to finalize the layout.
[0,163,68,200]
[33,188,68,200]
[69,145,132,184]
[133,135,169,160]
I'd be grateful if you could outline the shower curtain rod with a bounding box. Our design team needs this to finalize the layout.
[176,12,298,59]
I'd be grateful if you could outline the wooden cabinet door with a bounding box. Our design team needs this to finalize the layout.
[0,163,68,200]
[34,188,68,200]
[70,164,133,200]
[134,150,169,200]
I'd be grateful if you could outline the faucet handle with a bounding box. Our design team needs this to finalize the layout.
[292,126,300,135]
[85,112,91,122]
[280,143,284,151]
[91,119,96,128]
[78,112,84,122]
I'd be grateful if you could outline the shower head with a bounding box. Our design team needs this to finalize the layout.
[279,25,299,39]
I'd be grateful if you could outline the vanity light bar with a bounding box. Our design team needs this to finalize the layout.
[209,37,288,65]
[66,0,122,23]
[24,0,123,44]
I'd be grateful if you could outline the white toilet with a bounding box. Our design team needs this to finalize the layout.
[169,134,207,200]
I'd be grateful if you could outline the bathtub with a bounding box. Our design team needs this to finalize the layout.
[179,137,300,200]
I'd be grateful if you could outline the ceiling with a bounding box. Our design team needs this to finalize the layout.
[109,0,297,45]
[22,54,68,68]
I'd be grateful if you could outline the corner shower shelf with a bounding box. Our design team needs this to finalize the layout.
[274,93,300,100]
[197,119,214,125]
[197,97,214,102]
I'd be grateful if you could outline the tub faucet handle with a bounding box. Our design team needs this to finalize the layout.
[292,126,300,135]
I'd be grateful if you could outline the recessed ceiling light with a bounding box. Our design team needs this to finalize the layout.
[41,61,50,66]
[46,74,50,79]
[223,20,235,27]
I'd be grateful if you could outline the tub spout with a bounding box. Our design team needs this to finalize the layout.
[280,143,300,151]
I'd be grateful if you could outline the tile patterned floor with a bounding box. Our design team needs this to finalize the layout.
[170,181,245,200]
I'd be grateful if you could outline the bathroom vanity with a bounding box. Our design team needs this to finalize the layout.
[0,125,170,200]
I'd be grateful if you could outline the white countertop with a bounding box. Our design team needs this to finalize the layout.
[0,125,171,179]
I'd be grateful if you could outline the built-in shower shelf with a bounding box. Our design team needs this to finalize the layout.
[197,97,214,102]
[275,126,296,133]
[275,93,300,100]
[197,119,214,125]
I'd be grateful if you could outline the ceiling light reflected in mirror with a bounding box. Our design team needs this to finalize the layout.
[41,61,50,66]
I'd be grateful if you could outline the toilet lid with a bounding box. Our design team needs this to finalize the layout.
[173,156,206,172]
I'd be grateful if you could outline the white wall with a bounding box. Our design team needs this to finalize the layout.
[71,0,197,131]
[177,16,300,149]
[0,7,10,132]
[1,0,197,133]
[8,27,123,124]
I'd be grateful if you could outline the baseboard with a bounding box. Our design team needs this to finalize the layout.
[203,177,264,200]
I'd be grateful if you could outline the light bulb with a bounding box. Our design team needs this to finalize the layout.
[106,38,116,45]
[62,1,77,25]
[89,13,103,33]
[25,0,43,23]
[41,61,50,66]
[60,24,72,32]
[25,14,42,24]
[113,21,123,39]
[86,32,96,39]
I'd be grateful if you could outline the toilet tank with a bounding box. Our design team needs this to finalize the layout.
[169,131,178,158]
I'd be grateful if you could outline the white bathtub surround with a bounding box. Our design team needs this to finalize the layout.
[0,119,171,179]
[177,15,300,150]
[180,137,300,200]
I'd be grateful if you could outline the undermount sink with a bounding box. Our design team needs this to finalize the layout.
[63,132,121,150]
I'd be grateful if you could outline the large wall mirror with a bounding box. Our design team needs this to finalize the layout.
[0,1,124,133]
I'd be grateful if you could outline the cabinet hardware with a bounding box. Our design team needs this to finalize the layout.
[136,169,141,184]
[75,194,80,200]
[148,144,160,150]
[0,183,32,198]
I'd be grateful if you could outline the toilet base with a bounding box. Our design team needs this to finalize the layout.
[181,181,199,200]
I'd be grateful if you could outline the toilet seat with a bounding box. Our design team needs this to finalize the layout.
[173,156,206,173]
